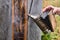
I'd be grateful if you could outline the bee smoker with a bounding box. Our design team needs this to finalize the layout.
[28,10,56,34]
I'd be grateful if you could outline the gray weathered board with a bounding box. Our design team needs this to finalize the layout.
[28,0,42,40]
[0,0,12,40]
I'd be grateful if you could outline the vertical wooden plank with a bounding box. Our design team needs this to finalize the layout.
[24,0,28,40]
[19,0,23,32]
[12,0,14,40]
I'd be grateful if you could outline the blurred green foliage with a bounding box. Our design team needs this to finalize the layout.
[42,33,51,40]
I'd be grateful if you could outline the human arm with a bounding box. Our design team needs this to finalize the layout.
[43,5,60,15]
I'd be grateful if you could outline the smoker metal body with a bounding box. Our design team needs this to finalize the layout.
[28,10,56,34]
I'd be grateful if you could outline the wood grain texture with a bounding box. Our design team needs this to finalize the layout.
[24,0,28,40]
[12,0,14,40]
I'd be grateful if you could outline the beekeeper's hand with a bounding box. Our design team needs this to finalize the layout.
[42,5,60,15]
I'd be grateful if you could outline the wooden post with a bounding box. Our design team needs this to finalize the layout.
[12,0,14,40]
[19,0,28,40]
[24,0,28,40]
[12,0,28,40]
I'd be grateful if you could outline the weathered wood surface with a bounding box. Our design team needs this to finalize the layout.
[28,0,42,40]
[24,0,28,40]
[0,0,12,40]
[12,0,14,40]
[12,0,28,40]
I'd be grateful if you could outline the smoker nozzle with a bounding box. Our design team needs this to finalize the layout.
[28,14,39,19]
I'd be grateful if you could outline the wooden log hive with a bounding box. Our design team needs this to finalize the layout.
[12,0,28,40]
